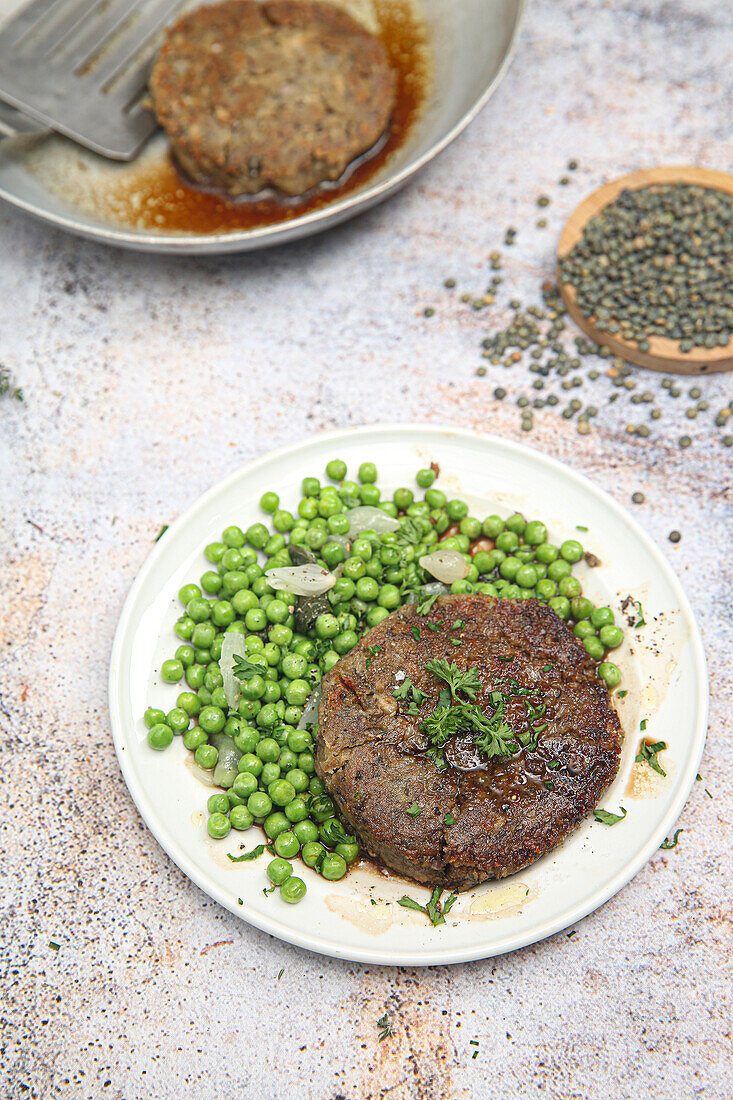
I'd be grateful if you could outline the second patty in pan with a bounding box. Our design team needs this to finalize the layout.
[149,0,397,197]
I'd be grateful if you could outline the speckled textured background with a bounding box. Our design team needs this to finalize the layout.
[1,0,732,1097]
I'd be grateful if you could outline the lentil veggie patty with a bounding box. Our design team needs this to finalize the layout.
[316,595,622,890]
[149,0,397,197]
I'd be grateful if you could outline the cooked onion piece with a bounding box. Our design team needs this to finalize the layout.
[344,506,400,536]
[219,631,245,709]
[419,548,470,584]
[265,563,336,596]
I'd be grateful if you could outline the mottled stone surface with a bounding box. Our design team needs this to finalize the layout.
[1,1,732,1097]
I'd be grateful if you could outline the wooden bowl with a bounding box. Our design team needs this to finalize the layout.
[557,166,733,375]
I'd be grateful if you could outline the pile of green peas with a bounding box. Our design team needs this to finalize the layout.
[144,459,624,904]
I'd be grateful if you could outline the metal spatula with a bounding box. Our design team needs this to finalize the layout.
[0,0,184,160]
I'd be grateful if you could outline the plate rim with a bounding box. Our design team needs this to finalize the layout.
[108,423,709,965]
[0,0,527,254]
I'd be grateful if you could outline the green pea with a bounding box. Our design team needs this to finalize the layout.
[505,513,526,535]
[298,751,315,774]
[535,543,559,564]
[377,584,401,610]
[196,686,212,707]
[584,637,605,660]
[260,491,279,514]
[547,559,571,582]
[280,876,307,904]
[207,793,229,815]
[315,612,339,639]
[230,805,254,830]
[416,468,436,488]
[598,662,621,688]
[211,688,228,711]
[254,739,278,764]
[515,564,538,589]
[574,620,596,639]
[147,723,173,751]
[499,556,521,581]
[548,595,570,620]
[176,691,200,717]
[293,819,319,843]
[283,705,303,727]
[200,571,222,595]
[243,608,265,632]
[482,515,504,538]
[366,606,389,627]
[207,812,230,839]
[161,659,183,684]
[358,461,377,483]
[284,796,308,824]
[267,858,293,885]
[261,762,281,787]
[325,458,347,482]
[284,768,309,794]
[302,476,321,497]
[570,597,593,621]
[599,625,624,649]
[472,550,494,574]
[264,811,290,839]
[523,520,548,546]
[274,830,300,858]
[309,776,325,796]
[559,576,582,598]
[174,615,195,641]
[233,772,258,800]
[198,705,225,734]
[205,543,227,564]
[238,753,262,777]
[560,539,584,563]
[302,841,326,868]
[320,853,348,880]
[535,578,557,600]
[192,622,215,649]
[211,600,235,628]
[269,780,296,807]
[221,547,245,572]
[359,484,380,506]
[166,708,189,735]
[247,791,272,818]
[321,542,345,569]
[184,726,207,753]
[590,607,615,628]
[179,583,201,605]
[222,526,245,549]
[476,583,498,596]
[195,743,218,770]
[186,597,211,622]
[144,707,165,729]
[495,530,519,553]
[243,523,267,550]
[335,842,360,864]
[393,487,413,511]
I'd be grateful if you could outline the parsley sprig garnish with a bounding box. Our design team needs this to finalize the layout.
[424,659,482,701]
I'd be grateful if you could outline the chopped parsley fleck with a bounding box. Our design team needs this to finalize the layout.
[576,525,588,532]
[417,593,440,615]
[443,813,456,825]
[660,829,683,850]
[632,600,646,628]
[640,718,648,731]
[411,626,421,641]
[228,845,265,862]
[397,886,452,927]
[407,803,422,817]
[377,1014,393,1041]
[49,941,60,951]
[155,524,169,542]
[542,663,553,672]
[451,619,465,629]
[392,677,414,701]
[617,689,628,698]
[231,656,266,683]
[368,645,381,655]
[635,740,667,777]
[594,807,627,826]
[277,968,284,980]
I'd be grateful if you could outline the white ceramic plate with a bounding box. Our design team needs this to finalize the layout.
[109,425,708,965]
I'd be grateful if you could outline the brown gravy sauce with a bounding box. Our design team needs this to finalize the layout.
[112,0,428,234]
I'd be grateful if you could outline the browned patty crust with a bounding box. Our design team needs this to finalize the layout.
[317,595,622,891]
[149,0,397,196]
